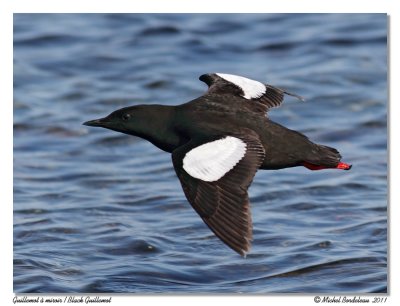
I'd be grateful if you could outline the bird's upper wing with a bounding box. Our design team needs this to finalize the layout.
[199,73,304,112]
[171,130,265,256]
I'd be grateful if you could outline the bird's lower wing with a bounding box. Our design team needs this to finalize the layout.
[171,130,265,256]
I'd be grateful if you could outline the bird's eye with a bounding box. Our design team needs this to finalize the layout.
[122,113,131,121]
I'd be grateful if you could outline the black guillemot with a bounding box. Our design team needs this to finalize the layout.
[83,73,352,256]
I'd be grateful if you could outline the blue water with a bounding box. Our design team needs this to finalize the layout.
[13,14,387,293]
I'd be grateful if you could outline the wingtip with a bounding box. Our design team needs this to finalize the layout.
[238,248,249,258]
[199,73,215,86]
[238,240,252,258]
[283,90,306,102]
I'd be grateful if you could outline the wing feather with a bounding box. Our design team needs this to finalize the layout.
[172,131,265,256]
[199,73,304,113]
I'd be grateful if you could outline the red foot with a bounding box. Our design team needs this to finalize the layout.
[302,161,352,171]
[336,162,352,170]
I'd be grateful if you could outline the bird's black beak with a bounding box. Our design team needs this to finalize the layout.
[83,117,109,127]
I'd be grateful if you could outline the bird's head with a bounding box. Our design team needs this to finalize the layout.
[83,104,175,142]
[84,104,166,138]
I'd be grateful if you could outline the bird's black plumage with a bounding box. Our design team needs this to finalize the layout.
[84,73,351,256]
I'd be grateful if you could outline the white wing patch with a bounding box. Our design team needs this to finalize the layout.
[216,73,266,99]
[183,136,247,182]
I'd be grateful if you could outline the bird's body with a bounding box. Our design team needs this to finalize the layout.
[84,73,351,256]
[175,97,341,171]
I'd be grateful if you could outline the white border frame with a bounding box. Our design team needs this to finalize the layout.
[3,1,397,306]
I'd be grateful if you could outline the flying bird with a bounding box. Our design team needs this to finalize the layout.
[84,73,351,256]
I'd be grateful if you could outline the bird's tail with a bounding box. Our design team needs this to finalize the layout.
[302,145,352,171]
